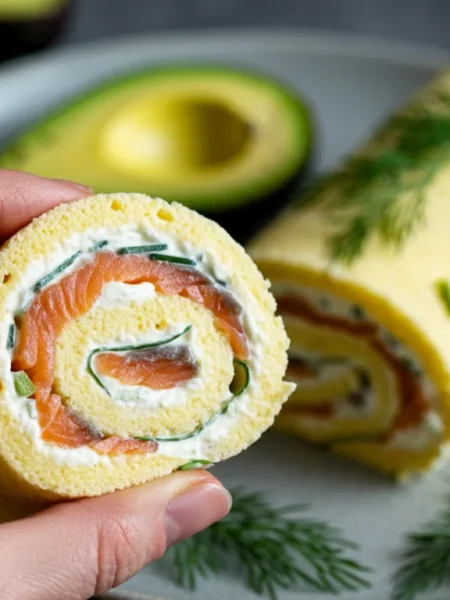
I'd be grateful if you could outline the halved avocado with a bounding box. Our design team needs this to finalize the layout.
[0,0,70,62]
[0,65,313,241]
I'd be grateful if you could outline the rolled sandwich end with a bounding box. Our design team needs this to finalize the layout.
[0,193,293,501]
[248,255,450,479]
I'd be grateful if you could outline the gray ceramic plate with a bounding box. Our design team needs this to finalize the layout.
[1,28,450,600]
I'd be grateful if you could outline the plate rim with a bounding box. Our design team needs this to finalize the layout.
[1,26,450,76]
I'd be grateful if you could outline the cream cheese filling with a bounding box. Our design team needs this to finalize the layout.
[1,225,263,466]
[272,281,444,451]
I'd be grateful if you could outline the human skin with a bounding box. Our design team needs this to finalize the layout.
[0,169,232,600]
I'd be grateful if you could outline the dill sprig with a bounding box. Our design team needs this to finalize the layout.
[392,502,450,600]
[164,488,372,599]
[303,92,450,264]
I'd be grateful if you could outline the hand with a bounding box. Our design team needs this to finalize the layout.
[0,170,232,600]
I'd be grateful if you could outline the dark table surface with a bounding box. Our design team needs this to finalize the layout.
[62,0,450,50]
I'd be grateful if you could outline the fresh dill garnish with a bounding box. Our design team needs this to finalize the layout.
[392,502,450,600]
[165,488,372,599]
[301,92,450,264]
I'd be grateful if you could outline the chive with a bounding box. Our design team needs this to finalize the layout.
[117,244,168,255]
[7,324,15,350]
[136,428,200,443]
[178,459,212,471]
[155,425,203,443]
[215,278,227,287]
[436,279,450,315]
[351,305,366,320]
[90,240,108,251]
[357,369,371,390]
[150,253,196,266]
[401,356,421,376]
[13,371,35,398]
[87,325,192,396]
[136,363,245,444]
[33,251,82,292]
[138,395,234,444]
[230,359,250,396]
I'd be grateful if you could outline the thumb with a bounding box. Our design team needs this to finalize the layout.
[0,169,93,242]
[0,471,231,600]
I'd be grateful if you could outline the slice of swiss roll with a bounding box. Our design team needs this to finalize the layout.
[248,69,450,479]
[0,193,293,502]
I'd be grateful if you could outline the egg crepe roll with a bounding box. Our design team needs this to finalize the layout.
[0,193,293,502]
[248,69,450,478]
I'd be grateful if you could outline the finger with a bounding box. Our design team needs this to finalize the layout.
[0,471,231,600]
[0,169,93,242]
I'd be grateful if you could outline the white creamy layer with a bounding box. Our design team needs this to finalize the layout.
[272,281,443,451]
[1,224,264,466]
[387,411,445,451]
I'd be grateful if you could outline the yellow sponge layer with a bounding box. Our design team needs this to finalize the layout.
[0,193,293,502]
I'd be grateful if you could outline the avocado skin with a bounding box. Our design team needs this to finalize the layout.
[206,151,314,245]
[0,2,70,62]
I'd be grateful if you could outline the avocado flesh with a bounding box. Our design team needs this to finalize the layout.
[0,67,312,214]
[0,0,63,19]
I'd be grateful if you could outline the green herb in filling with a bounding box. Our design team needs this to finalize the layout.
[138,384,241,444]
[117,244,168,255]
[90,240,108,251]
[7,324,15,350]
[150,253,196,266]
[33,251,82,292]
[178,459,212,471]
[351,305,366,320]
[401,356,421,376]
[13,371,36,398]
[230,359,250,396]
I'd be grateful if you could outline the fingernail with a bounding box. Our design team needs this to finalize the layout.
[54,179,93,194]
[165,483,232,546]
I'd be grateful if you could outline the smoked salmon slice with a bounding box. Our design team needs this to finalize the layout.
[94,346,199,390]
[12,251,249,455]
